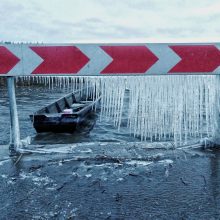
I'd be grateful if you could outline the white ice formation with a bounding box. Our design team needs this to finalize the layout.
[17,75,220,146]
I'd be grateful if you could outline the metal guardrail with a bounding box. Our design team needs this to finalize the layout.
[2,42,220,154]
[0,43,219,76]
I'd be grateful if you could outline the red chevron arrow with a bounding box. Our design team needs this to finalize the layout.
[31,46,89,74]
[169,45,220,73]
[101,46,158,74]
[0,46,20,74]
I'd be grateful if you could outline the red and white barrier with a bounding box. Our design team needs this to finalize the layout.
[0,43,220,76]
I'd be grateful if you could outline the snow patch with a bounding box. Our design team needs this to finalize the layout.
[158,159,174,165]
[19,172,54,186]
[126,160,152,166]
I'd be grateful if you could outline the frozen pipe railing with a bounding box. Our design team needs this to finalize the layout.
[0,42,220,154]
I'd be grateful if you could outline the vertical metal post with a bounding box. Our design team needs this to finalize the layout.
[7,76,21,154]
[212,75,220,146]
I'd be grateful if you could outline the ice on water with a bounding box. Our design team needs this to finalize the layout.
[17,75,220,146]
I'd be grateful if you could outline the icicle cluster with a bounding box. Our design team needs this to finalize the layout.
[17,75,220,145]
[100,76,220,145]
[16,76,101,99]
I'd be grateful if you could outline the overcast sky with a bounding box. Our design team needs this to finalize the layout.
[0,0,219,43]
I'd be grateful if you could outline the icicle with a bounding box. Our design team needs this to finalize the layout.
[13,74,219,147]
[98,75,218,147]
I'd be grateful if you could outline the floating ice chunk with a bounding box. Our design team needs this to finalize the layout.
[158,159,174,165]
[126,160,153,166]
[85,174,92,178]
[1,174,7,178]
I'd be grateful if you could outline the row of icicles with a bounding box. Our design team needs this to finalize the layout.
[16,75,220,146]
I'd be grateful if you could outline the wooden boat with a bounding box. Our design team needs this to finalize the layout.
[30,88,100,133]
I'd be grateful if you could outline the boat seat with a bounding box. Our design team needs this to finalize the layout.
[71,103,86,107]
[71,103,87,111]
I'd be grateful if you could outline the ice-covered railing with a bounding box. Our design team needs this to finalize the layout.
[17,75,220,146]
[1,42,220,153]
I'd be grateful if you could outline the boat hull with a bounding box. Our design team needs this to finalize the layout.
[30,114,86,133]
[30,88,100,133]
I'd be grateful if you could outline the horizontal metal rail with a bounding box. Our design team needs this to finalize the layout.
[0,43,219,76]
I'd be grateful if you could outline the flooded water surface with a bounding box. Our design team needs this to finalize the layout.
[0,83,140,145]
[1,81,220,219]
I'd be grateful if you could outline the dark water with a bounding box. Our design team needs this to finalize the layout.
[0,84,140,145]
[1,82,220,219]
[0,142,220,219]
